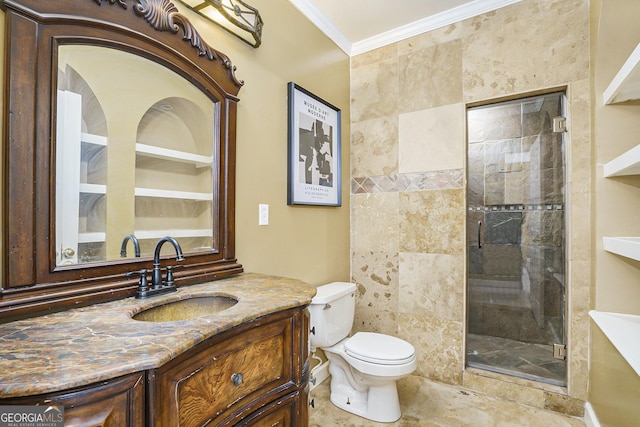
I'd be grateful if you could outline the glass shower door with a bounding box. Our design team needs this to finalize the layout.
[465,92,566,385]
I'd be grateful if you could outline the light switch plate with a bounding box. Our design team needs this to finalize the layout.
[259,204,269,225]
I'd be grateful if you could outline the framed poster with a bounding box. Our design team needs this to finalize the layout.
[287,82,341,206]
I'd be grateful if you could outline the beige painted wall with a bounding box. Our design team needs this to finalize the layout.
[590,326,640,427]
[180,2,351,287]
[590,0,640,424]
[350,0,590,415]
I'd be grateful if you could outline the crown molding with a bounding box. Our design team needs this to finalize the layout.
[287,0,352,54]
[289,0,522,57]
[351,0,522,56]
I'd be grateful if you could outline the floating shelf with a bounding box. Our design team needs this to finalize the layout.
[135,187,213,201]
[604,144,640,177]
[590,310,640,377]
[136,143,212,167]
[603,237,640,261]
[604,42,640,104]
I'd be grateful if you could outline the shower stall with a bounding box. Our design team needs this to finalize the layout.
[465,92,566,385]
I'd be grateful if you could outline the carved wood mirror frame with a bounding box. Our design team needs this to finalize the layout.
[1,0,243,321]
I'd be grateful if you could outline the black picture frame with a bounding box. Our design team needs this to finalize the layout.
[287,82,342,206]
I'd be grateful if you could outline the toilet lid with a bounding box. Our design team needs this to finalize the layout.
[344,332,415,365]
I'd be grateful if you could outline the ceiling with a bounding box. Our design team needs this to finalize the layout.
[287,0,522,56]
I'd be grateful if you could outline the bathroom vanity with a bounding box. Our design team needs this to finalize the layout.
[0,3,317,424]
[0,273,315,426]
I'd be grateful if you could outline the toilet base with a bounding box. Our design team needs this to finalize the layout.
[321,335,415,423]
[329,377,402,423]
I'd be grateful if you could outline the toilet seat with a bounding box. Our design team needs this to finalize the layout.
[344,332,415,365]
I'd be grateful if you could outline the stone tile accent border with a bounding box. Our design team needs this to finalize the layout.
[351,169,464,194]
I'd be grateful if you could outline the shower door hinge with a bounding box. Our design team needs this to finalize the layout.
[553,116,567,133]
[553,343,567,360]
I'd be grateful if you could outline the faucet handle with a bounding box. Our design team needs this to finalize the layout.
[164,265,184,287]
[165,266,175,286]
[127,269,149,293]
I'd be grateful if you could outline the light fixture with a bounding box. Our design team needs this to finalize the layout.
[178,0,263,48]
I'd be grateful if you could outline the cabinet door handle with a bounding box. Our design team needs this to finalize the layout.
[478,221,483,249]
[231,372,243,386]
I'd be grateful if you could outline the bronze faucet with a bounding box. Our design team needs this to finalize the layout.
[129,236,184,299]
[120,234,141,258]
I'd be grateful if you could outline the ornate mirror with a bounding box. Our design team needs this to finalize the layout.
[1,0,243,321]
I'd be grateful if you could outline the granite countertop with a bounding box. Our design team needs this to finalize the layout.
[0,273,316,398]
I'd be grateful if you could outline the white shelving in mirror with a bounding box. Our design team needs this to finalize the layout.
[78,232,107,244]
[134,229,212,240]
[79,183,107,194]
[133,141,214,248]
[135,143,213,167]
[82,132,107,146]
[134,187,212,201]
[57,89,110,263]
[134,144,213,201]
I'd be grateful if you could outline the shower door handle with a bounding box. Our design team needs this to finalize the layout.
[477,221,482,249]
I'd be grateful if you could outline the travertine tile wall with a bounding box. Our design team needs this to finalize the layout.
[350,0,590,414]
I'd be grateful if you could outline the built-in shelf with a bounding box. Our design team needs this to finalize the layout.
[135,187,212,201]
[603,237,640,261]
[590,310,640,377]
[603,42,640,104]
[598,42,640,387]
[136,143,212,167]
[603,144,640,177]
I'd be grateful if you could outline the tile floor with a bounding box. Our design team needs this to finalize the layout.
[466,334,565,385]
[309,375,585,427]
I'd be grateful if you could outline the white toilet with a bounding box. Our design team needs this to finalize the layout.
[309,282,416,423]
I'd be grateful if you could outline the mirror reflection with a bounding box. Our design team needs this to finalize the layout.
[56,45,217,266]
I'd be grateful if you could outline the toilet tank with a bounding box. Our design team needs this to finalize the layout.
[309,282,357,348]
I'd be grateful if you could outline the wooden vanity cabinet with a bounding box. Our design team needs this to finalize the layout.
[0,307,310,426]
[0,372,145,427]
[148,308,310,426]
[234,391,299,426]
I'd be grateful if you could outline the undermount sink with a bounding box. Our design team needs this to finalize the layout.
[132,295,238,322]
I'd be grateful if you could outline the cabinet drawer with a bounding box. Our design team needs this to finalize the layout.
[0,373,145,427]
[152,315,295,427]
[236,392,298,427]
